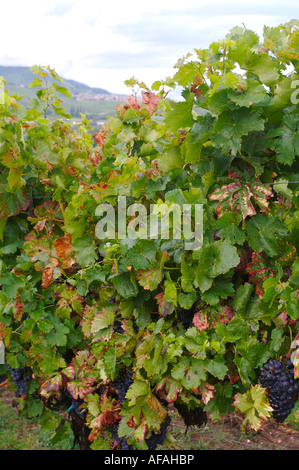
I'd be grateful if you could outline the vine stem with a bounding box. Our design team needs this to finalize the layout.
[285,330,299,360]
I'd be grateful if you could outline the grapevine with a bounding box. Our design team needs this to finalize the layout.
[0,22,298,450]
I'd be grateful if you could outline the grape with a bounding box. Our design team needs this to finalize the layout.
[180,309,194,329]
[0,374,6,384]
[259,359,299,423]
[71,398,87,421]
[145,415,171,450]
[114,315,124,334]
[109,416,170,450]
[110,370,170,450]
[174,401,207,430]
[109,423,134,450]
[7,365,31,397]
[111,369,134,404]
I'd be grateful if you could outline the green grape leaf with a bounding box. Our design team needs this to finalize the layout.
[247,53,280,86]
[72,237,97,267]
[0,271,26,298]
[126,380,149,406]
[196,240,240,292]
[227,79,268,107]
[207,240,240,278]
[172,357,206,389]
[201,278,234,306]
[111,271,139,298]
[124,239,159,270]
[215,317,250,343]
[215,212,246,244]
[181,253,196,292]
[268,113,299,166]
[232,282,255,311]
[211,108,264,156]
[177,292,197,309]
[204,355,228,380]
[46,317,70,347]
[245,214,288,257]
[52,82,72,99]
[164,94,194,132]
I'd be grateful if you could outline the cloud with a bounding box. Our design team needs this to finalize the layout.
[46,1,74,17]
[0,0,297,94]
[82,47,176,70]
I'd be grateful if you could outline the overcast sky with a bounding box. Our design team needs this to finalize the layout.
[0,0,297,94]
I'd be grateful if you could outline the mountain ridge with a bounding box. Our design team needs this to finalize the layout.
[0,65,112,96]
[0,65,129,124]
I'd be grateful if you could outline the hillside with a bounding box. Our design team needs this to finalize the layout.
[0,65,128,124]
[0,65,110,95]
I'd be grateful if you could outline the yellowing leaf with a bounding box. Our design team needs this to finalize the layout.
[233,384,273,431]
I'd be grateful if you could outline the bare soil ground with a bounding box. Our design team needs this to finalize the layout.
[168,406,299,451]
[1,381,299,451]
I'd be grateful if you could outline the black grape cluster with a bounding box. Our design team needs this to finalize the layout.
[174,401,207,430]
[7,365,31,397]
[109,370,135,450]
[109,416,170,450]
[109,416,170,451]
[114,315,125,335]
[109,423,134,450]
[180,309,194,329]
[110,296,125,335]
[71,398,88,421]
[145,415,171,450]
[111,369,134,404]
[110,370,170,450]
[259,359,299,423]
[0,374,6,384]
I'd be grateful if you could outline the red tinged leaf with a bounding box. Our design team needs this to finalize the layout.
[136,267,163,291]
[154,292,173,317]
[155,377,183,403]
[1,147,21,168]
[41,259,58,289]
[115,102,126,117]
[124,94,140,110]
[245,241,296,297]
[62,351,97,399]
[208,177,273,223]
[199,382,216,405]
[14,292,24,321]
[141,91,160,115]
[136,251,169,291]
[246,251,270,297]
[35,219,47,232]
[53,234,75,268]
[40,373,66,399]
[193,303,234,330]
[90,409,120,429]
[193,311,209,331]
[88,388,121,441]
[22,232,55,271]
[93,129,107,148]
[33,200,63,222]
[0,189,30,219]
[42,265,54,289]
